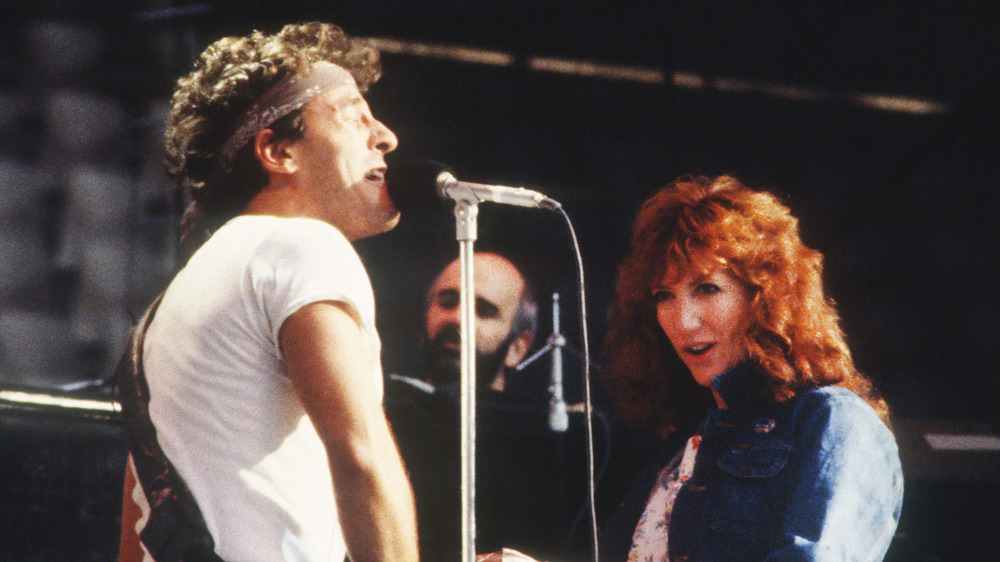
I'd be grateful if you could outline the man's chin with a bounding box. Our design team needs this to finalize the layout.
[424,347,506,391]
[365,212,400,238]
[383,211,401,232]
[427,361,461,387]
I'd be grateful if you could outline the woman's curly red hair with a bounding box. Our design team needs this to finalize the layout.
[603,175,888,435]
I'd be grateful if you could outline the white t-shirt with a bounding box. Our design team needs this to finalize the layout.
[145,215,383,562]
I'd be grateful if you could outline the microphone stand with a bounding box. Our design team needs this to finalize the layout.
[452,197,479,562]
[548,293,569,433]
[513,293,573,539]
[515,293,569,432]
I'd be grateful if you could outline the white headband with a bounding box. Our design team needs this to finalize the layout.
[219,61,357,167]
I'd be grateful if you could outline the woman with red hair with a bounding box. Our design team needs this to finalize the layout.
[599,175,903,561]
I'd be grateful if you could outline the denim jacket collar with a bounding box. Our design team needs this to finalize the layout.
[709,361,774,410]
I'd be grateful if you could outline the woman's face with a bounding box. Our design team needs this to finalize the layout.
[653,260,751,388]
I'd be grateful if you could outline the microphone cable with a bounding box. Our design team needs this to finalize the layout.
[559,407,612,558]
[554,205,600,562]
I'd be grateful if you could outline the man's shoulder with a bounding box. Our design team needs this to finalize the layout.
[207,215,357,267]
[222,215,348,245]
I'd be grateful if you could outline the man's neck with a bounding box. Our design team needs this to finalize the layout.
[243,181,311,219]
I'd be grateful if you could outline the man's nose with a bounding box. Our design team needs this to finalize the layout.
[373,119,398,153]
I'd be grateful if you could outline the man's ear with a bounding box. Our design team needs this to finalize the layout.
[503,330,535,368]
[254,129,298,174]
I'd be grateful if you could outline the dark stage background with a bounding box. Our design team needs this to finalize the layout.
[1,1,998,560]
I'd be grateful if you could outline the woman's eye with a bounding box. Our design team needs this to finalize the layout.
[652,290,674,302]
[696,283,721,295]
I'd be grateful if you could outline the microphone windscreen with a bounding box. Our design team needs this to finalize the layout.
[385,159,454,213]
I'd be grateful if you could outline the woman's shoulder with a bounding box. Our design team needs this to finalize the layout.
[792,385,889,435]
[796,384,872,410]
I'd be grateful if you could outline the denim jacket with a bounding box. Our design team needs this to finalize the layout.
[600,363,903,561]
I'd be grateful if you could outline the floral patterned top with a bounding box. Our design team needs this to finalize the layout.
[627,435,701,561]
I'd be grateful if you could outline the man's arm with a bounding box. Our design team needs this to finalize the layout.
[281,301,419,562]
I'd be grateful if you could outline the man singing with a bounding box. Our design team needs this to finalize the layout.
[120,22,418,562]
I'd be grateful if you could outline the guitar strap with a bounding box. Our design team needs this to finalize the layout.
[116,294,222,562]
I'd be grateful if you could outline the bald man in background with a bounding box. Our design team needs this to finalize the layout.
[420,252,538,394]
[385,252,554,559]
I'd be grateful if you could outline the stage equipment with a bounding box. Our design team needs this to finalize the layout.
[387,161,599,561]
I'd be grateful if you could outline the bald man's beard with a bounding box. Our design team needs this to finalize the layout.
[421,324,516,391]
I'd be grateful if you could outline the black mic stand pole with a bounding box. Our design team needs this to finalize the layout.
[453,197,479,562]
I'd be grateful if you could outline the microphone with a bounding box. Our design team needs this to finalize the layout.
[386,160,561,212]
[549,293,569,433]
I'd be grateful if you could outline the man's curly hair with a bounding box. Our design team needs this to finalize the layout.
[163,22,381,256]
[603,175,889,436]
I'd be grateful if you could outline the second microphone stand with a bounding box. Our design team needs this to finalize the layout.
[515,292,569,433]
